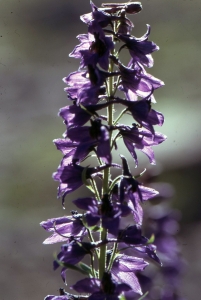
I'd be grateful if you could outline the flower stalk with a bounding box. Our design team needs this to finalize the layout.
[39,2,184,300]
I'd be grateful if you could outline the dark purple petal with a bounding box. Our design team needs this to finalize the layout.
[53,163,114,203]
[40,216,86,244]
[118,125,166,166]
[113,254,149,272]
[54,241,94,272]
[73,197,97,210]
[72,277,100,293]
[81,1,120,28]
[70,22,114,70]
[118,62,164,99]
[119,224,148,245]
[112,271,142,295]
[58,104,93,128]
[118,25,159,68]
[135,244,162,265]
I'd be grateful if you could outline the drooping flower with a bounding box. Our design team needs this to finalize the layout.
[118,61,164,99]
[80,1,122,28]
[117,124,166,166]
[66,119,112,164]
[58,101,111,129]
[72,272,131,300]
[118,224,148,245]
[63,66,107,105]
[70,21,114,70]
[53,162,112,205]
[111,97,164,134]
[111,254,149,295]
[119,155,159,224]
[40,212,86,244]
[54,239,96,283]
[117,25,159,68]
[73,194,130,236]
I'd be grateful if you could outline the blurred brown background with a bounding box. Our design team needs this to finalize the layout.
[0,0,201,299]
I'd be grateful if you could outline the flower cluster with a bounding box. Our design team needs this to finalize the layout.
[41,2,168,299]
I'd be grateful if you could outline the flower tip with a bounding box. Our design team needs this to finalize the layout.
[62,77,67,83]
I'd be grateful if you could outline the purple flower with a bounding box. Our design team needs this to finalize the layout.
[63,66,107,105]
[119,155,158,224]
[118,61,164,99]
[118,25,159,68]
[72,272,131,300]
[58,101,111,129]
[70,22,114,70]
[54,240,95,283]
[53,162,112,205]
[112,97,164,134]
[111,254,148,295]
[118,224,148,245]
[134,244,162,265]
[80,1,121,28]
[73,194,130,236]
[117,124,166,166]
[53,139,78,165]
[66,119,112,164]
[40,212,86,244]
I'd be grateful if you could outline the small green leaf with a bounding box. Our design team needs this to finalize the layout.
[138,291,149,300]
[119,294,126,300]
[81,166,95,194]
[134,168,146,179]
[54,253,90,276]
[147,234,155,244]
[78,262,92,276]
[109,175,122,193]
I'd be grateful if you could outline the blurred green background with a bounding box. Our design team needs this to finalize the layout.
[0,0,201,299]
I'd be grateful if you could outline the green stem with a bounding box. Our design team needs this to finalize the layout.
[99,48,114,280]
[107,241,118,272]
[90,178,101,201]
[87,228,99,259]
[113,108,128,125]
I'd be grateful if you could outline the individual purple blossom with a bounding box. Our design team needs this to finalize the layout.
[72,272,131,300]
[118,24,159,68]
[111,254,148,295]
[73,194,130,236]
[119,155,159,224]
[54,240,94,268]
[63,66,107,105]
[118,224,148,245]
[111,96,164,134]
[54,240,95,283]
[53,162,112,205]
[117,124,167,166]
[80,1,122,28]
[65,119,112,164]
[70,21,114,70]
[58,101,110,128]
[40,212,86,244]
[118,61,164,99]
[53,139,79,165]
[134,244,162,265]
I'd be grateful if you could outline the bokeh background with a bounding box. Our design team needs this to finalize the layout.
[1,0,201,299]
